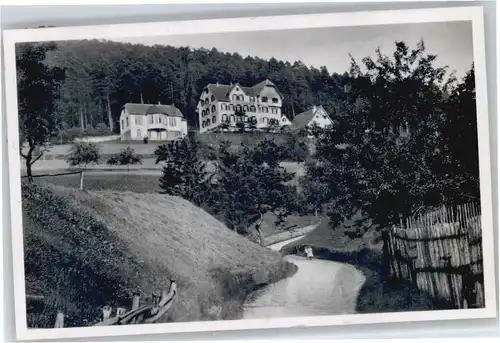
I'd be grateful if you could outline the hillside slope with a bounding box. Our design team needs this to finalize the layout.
[22,182,295,328]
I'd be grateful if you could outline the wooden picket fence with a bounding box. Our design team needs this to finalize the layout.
[382,202,484,309]
[27,281,177,328]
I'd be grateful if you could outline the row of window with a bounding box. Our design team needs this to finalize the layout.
[121,115,177,129]
[201,104,280,116]
[200,94,280,106]
[201,116,217,128]
[202,115,286,129]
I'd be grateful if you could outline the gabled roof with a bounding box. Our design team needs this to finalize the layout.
[291,105,330,129]
[204,79,282,102]
[123,103,184,117]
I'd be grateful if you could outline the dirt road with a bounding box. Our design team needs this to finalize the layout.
[242,242,366,319]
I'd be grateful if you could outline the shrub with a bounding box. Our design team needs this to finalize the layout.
[66,142,100,168]
[106,147,142,170]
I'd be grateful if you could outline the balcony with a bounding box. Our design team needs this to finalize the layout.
[147,123,168,131]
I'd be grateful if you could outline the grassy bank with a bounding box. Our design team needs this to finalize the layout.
[281,221,442,313]
[23,182,296,328]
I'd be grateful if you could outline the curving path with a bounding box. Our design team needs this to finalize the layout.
[242,238,366,319]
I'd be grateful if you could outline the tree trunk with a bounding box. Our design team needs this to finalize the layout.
[26,157,33,182]
[107,93,114,133]
[79,104,85,132]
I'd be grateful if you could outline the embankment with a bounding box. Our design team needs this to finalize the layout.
[22,182,296,328]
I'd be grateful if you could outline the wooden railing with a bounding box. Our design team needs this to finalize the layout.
[27,281,178,328]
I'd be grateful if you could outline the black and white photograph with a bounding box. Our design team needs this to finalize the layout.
[3,6,496,340]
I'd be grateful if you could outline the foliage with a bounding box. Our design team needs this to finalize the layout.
[17,42,65,180]
[209,138,297,233]
[40,39,341,132]
[154,136,211,206]
[107,147,142,169]
[302,40,478,230]
[266,118,280,133]
[66,142,100,168]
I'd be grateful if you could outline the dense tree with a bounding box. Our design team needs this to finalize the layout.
[17,42,65,180]
[154,135,211,206]
[210,139,297,233]
[39,39,345,134]
[302,40,477,230]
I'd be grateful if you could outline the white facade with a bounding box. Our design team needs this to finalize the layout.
[291,105,334,134]
[197,79,292,133]
[306,106,334,129]
[119,103,188,141]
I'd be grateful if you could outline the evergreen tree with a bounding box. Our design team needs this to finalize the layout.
[155,136,210,206]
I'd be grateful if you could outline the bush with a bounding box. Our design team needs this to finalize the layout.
[66,142,100,168]
[106,147,142,169]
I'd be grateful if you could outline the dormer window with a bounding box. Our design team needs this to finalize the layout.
[262,97,268,103]
[250,97,255,102]
[272,98,278,103]
[211,95,215,102]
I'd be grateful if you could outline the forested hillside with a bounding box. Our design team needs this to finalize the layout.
[42,39,347,133]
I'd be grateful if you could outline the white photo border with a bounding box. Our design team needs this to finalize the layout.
[2,5,497,341]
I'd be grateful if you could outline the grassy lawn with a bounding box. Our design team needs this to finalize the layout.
[40,173,162,193]
[281,219,442,313]
[23,182,296,328]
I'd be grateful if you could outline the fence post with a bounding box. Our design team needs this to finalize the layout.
[132,292,141,310]
[54,311,64,328]
[443,255,455,308]
[79,171,84,190]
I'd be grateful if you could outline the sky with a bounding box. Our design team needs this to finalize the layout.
[114,21,473,80]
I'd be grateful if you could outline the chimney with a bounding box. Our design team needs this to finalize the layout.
[158,100,161,105]
[313,105,317,112]
[216,81,219,87]
[140,92,144,104]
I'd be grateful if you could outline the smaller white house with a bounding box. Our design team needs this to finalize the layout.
[291,105,334,133]
[119,103,188,141]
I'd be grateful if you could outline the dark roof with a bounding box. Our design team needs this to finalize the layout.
[205,79,282,102]
[123,103,184,117]
[291,105,330,130]
[291,108,316,129]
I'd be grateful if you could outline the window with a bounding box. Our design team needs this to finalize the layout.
[236,105,242,111]
[230,104,235,111]
[239,95,244,101]
[232,95,238,101]
[236,116,242,123]
[212,116,216,124]
[259,117,264,123]
[169,118,176,126]
[149,116,153,124]
[230,115,235,123]
[212,105,216,113]
[250,105,256,112]
[272,97,278,103]
[221,104,226,110]
[262,107,269,113]
[244,116,249,122]
[202,121,205,128]
[121,120,124,128]
[262,96,268,103]
[205,99,209,105]
[243,105,249,111]
[222,114,228,122]
[158,115,162,124]
[137,129,142,137]
[126,117,129,127]
[211,95,215,102]
[264,117,269,125]
[250,97,255,102]
[135,116,143,125]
